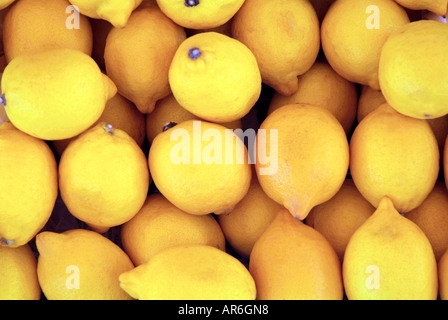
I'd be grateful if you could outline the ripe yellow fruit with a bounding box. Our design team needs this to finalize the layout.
[0,244,41,300]
[169,32,261,123]
[0,123,58,248]
[52,93,146,157]
[68,0,143,28]
[343,197,438,300]
[231,0,320,96]
[217,176,283,259]
[3,0,93,63]
[394,0,447,16]
[321,0,410,90]
[305,179,375,261]
[379,20,448,119]
[104,4,186,114]
[255,104,349,220]
[250,209,343,300]
[357,86,448,153]
[350,103,439,213]
[119,245,256,300]
[59,123,150,233]
[121,193,226,266]
[0,0,14,10]
[156,0,244,30]
[268,61,358,135]
[2,48,117,140]
[36,229,134,300]
[405,182,448,262]
[145,94,242,144]
[149,120,252,216]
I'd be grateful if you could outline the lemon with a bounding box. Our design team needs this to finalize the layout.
[0,244,41,300]
[2,48,117,140]
[379,20,448,119]
[231,0,320,96]
[59,123,150,233]
[343,197,438,300]
[104,3,186,114]
[148,120,252,216]
[350,103,439,213]
[169,32,261,123]
[256,104,349,220]
[0,122,58,248]
[250,209,343,300]
[36,229,134,300]
[119,245,256,300]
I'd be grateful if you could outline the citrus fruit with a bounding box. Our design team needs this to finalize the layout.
[2,48,117,140]
[0,122,58,248]
[119,244,256,300]
[255,104,349,220]
[59,123,150,233]
[169,32,261,123]
[231,0,320,96]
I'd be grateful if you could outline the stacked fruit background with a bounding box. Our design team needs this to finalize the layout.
[0,0,448,301]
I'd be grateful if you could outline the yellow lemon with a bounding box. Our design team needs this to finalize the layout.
[249,209,343,300]
[321,0,410,90]
[59,123,150,233]
[156,0,244,30]
[3,0,93,63]
[217,174,283,259]
[350,103,439,213]
[0,244,41,300]
[231,0,320,96]
[119,245,256,300]
[36,229,134,300]
[0,123,58,248]
[169,32,261,123]
[343,197,438,300]
[2,48,117,140]
[121,193,226,266]
[68,0,143,28]
[379,20,448,119]
[268,61,358,135]
[255,104,349,220]
[148,120,252,216]
[104,4,186,114]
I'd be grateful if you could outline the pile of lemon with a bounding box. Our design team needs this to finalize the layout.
[1,0,448,301]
